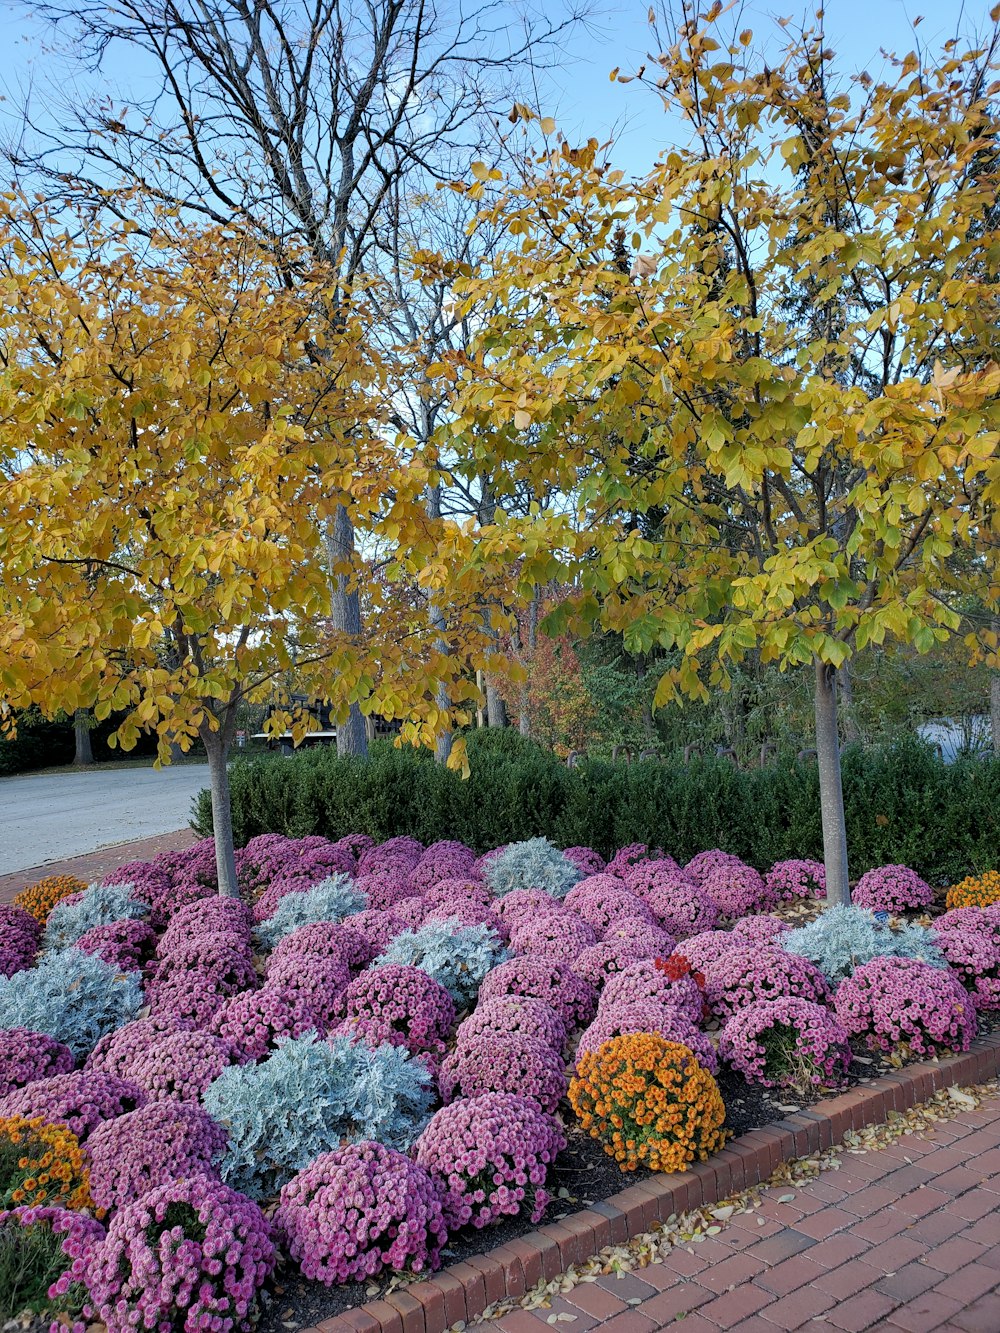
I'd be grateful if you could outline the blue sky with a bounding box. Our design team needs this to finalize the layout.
[0,0,987,180]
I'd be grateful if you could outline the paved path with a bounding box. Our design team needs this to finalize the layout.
[0,827,201,903]
[0,764,209,876]
[485,1099,1000,1333]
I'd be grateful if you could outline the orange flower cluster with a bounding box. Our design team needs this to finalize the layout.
[0,1115,95,1212]
[945,871,1000,910]
[13,874,88,923]
[569,1033,727,1173]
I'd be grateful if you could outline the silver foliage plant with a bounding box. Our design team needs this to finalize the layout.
[43,884,148,952]
[376,919,508,1009]
[782,904,947,984]
[202,1033,434,1198]
[254,875,367,950]
[484,838,583,900]
[0,948,144,1058]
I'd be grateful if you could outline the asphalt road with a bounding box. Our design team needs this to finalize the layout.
[0,764,211,875]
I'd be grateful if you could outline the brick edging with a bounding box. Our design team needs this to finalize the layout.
[301,1032,1000,1333]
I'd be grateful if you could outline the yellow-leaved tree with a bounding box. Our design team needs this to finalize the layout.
[0,200,487,893]
[439,14,1000,903]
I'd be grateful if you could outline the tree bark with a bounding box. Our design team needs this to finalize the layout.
[202,732,239,897]
[427,482,453,764]
[326,503,368,758]
[73,709,93,766]
[838,659,861,744]
[486,676,508,728]
[814,657,851,906]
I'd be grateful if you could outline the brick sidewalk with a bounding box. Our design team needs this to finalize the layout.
[0,828,199,903]
[483,1100,1000,1333]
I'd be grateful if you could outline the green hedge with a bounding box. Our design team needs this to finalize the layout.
[191,732,1000,886]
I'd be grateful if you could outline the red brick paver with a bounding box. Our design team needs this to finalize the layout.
[0,828,198,903]
[482,1098,1000,1333]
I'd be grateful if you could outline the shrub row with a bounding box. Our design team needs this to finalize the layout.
[192,732,1000,886]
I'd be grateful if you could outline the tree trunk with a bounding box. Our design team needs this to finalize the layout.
[203,733,239,897]
[991,619,1000,757]
[814,657,851,906]
[838,659,861,744]
[427,483,453,764]
[73,710,93,766]
[486,676,508,728]
[327,503,368,758]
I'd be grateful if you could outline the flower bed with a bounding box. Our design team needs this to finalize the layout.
[0,832,996,1331]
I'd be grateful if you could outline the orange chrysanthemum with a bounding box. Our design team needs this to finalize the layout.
[13,875,88,924]
[569,1033,727,1173]
[0,1115,95,1212]
[946,871,1000,911]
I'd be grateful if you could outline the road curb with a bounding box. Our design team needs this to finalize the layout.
[301,1032,1000,1333]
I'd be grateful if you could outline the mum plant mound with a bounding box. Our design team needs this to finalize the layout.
[13,875,88,924]
[455,996,567,1054]
[0,1071,145,1144]
[946,870,1000,911]
[572,936,672,988]
[0,1205,105,1323]
[834,956,978,1060]
[783,905,946,984]
[492,888,559,927]
[74,918,158,971]
[606,845,667,879]
[159,895,253,950]
[121,1029,237,1102]
[0,950,143,1059]
[485,837,583,900]
[87,1101,229,1210]
[0,906,41,980]
[102,862,176,928]
[508,912,597,966]
[210,989,310,1061]
[0,1116,93,1211]
[623,862,720,935]
[84,1015,190,1079]
[701,947,830,1022]
[415,1093,566,1229]
[335,908,404,954]
[564,877,655,935]
[684,850,743,886]
[477,956,597,1029]
[86,1176,275,1333]
[932,930,1000,1008]
[577,1002,719,1073]
[563,846,607,876]
[719,998,852,1095]
[336,964,455,1057]
[268,920,374,971]
[203,1033,433,1199]
[276,1142,446,1285]
[0,1030,74,1098]
[852,864,934,914]
[439,1031,567,1113]
[765,859,827,901]
[729,915,790,947]
[262,953,352,1035]
[670,931,740,973]
[697,860,776,918]
[570,1034,727,1172]
[600,958,705,1026]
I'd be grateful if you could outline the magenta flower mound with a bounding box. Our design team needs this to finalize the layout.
[210,988,309,1060]
[509,911,598,966]
[152,837,219,888]
[268,920,373,972]
[408,850,479,895]
[153,930,257,997]
[122,1029,236,1102]
[852,864,934,914]
[729,914,791,947]
[337,964,456,1057]
[576,1002,719,1072]
[148,971,230,1028]
[0,1070,145,1142]
[600,960,705,1025]
[415,1093,566,1229]
[103,860,183,928]
[236,834,356,896]
[276,1141,445,1285]
[342,908,406,954]
[931,930,1000,1009]
[0,904,42,978]
[251,876,312,923]
[0,1028,74,1098]
[572,936,668,989]
[86,1175,275,1333]
[719,997,851,1091]
[834,956,977,1059]
[563,846,607,876]
[75,918,158,971]
[698,860,775,918]
[564,877,654,935]
[935,907,1000,952]
[392,896,433,930]
[477,956,597,1029]
[456,996,567,1054]
[87,1101,229,1210]
[0,1204,106,1315]
[359,836,425,870]
[85,1015,189,1078]
[264,953,351,1035]
[765,859,827,902]
[685,849,744,885]
[668,931,739,973]
[354,864,422,912]
[601,917,678,956]
[439,1031,568,1112]
[624,862,720,935]
[702,947,829,1022]
[493,888,563,926]
[605,844,668,879]
[159,896,253,948]
[421,879,495,914]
